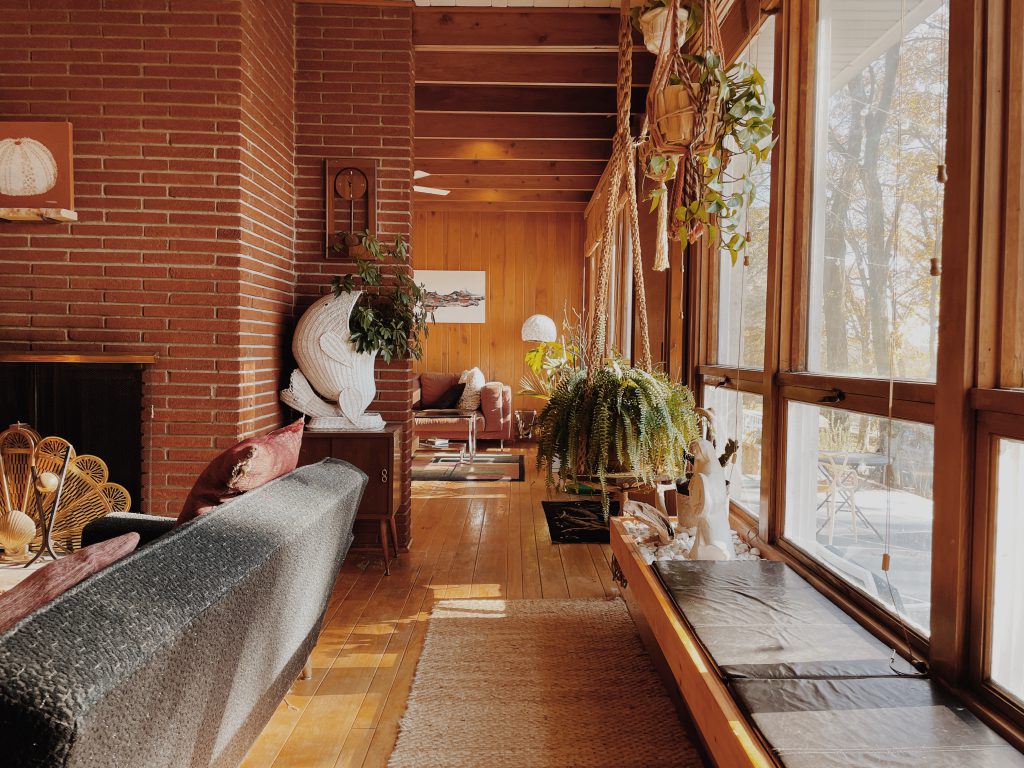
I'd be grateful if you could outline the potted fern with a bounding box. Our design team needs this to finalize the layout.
[536,359,699,516]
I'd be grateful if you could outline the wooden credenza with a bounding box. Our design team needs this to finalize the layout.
[297,424,401,574]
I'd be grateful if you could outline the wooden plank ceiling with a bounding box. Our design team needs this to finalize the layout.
[413,9,648,213]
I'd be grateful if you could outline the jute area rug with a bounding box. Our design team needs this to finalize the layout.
[388,599,707,768]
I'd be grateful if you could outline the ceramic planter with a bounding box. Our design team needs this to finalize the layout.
[639,6,690,55]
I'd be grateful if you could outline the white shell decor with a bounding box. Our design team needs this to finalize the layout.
[0,508,36,561]
[281,290,385,431]
[35,471,60,493]
[0,137,58,197]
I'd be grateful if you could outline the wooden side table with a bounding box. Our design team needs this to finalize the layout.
[297,424,401,575]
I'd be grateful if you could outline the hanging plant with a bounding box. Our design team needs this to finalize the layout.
[329,231,430,363]
[536,361,699,514]
[641,0,775,266]
[673,49,775,264]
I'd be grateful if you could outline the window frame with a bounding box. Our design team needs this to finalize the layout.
[685,0,1024,748]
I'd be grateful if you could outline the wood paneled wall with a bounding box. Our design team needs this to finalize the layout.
[413,209,586,415]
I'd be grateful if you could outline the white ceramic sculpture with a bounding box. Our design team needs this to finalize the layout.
[0,137,58,197]
[686,438,735,561]
[280,291,385,431]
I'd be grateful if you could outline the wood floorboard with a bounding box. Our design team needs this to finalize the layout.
[247,446,618,768]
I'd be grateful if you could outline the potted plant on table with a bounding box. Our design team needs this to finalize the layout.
[280,231,429,431]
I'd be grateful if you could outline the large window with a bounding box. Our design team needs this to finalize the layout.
[688,0,1024,739]
[715,15,775,370]
[990,437,1024,702]
[806,0,948,380]
[776,0,949,637]
[785,403,934,631]
[701,17,776,522]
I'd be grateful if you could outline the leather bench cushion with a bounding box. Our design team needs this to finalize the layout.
[731,676,1024,768]
[653,560,915,675]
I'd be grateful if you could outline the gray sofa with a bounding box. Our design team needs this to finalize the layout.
[0,458,366,768]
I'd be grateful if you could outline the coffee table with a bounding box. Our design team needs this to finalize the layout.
[414,409,478,463]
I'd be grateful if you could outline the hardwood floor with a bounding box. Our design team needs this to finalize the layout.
[241,445,617,768]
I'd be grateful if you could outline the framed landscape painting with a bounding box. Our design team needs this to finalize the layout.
[416,270,486,324]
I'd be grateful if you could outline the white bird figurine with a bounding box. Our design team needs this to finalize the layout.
[280,291,385,431]
[686,438,735,561]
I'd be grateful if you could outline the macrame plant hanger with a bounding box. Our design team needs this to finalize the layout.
[591,0,653,373]
[641,0,725,263]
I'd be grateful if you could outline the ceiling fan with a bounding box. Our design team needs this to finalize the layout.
[414,169,450,197]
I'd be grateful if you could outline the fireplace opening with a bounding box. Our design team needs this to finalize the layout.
[0,355,150,509]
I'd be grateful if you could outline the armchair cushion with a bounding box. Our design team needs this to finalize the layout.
[480,382,508,436]
[420,372,458,408]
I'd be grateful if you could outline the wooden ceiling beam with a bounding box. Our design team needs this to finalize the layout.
[416,84,645,115]
[415,51,653,87]
[418,174,601,190]
[415,113,615,140]
[415,138,611,161]
[415,189,592,203]
[415,159,609,176]
[415,201,588,214]
[412,9,621,50]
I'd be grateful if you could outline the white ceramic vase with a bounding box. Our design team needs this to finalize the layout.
[281,291,385,431]
[639,6,690,55]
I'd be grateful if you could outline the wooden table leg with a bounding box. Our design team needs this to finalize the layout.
[379,518,391,576]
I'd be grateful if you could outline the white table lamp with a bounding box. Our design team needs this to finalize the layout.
[521,314,557,343]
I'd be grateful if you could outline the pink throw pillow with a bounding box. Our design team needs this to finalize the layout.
[0,532,140,635]
[176,418,304,525]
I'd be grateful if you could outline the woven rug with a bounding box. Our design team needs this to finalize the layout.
[412,453,524,482]
[389,599,707,768]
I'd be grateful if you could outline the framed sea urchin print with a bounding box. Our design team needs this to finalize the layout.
[416,270,486,324]
[0,121,74,210]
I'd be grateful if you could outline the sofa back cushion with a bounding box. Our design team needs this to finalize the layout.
[420,372,459,408]
[177,418,304,525]
[0,459,366,768]
[0,532,140,636]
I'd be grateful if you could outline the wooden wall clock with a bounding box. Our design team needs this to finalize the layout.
[325,159,376,257]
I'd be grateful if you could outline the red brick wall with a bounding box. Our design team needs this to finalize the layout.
[239,0,296,437]
[295,3,416,547]
[0,0,296,515]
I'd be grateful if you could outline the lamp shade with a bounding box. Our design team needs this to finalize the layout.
[521,314,557,342]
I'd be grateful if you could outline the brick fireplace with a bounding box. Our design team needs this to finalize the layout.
[0,0,416,540]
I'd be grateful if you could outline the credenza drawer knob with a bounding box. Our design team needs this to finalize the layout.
[381,468,388,483]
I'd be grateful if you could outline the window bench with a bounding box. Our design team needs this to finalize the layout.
[609,518,1024,768]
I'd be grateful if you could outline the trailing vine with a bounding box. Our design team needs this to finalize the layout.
[330,230,430,363]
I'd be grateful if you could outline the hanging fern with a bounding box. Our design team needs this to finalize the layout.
[535,362,698,517]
